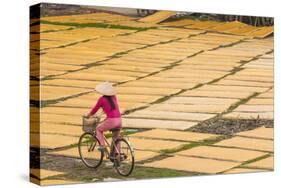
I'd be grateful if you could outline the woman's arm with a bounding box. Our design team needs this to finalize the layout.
[88,97,103,116]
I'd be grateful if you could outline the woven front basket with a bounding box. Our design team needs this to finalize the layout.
[82,116,100,132]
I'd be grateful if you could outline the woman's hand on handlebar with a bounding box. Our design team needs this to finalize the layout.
[84,113,90,118]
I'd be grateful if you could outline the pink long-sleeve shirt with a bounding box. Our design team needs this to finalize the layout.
[89,96,121,118]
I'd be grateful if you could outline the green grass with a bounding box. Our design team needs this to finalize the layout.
[206,67,243,85]
[40,20,156,31]
[160,135,228,154]
[56,165,201,183]
[160,142,201,154]
[39,38,93,51]
[109,51,131,58]
[132,166,200,178]
[240,154,272,167]
[104,128,140,138]
[39,90,92,108]
[226,92,259,113]
[218,154,273,174]
[31,27,76,34]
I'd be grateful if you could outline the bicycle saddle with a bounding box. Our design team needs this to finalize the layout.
[109,128,121,132]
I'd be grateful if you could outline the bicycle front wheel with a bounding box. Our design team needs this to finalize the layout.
[78,132,103,168]
[114,138,135,176]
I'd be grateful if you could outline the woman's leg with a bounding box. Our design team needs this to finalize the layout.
[112,130,121,141]
[95,120,109,146]
[112,130,121,156]
[96,118,121,146]
[111,119,122,155]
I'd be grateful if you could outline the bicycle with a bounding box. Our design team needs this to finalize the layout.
[78,115,135,176]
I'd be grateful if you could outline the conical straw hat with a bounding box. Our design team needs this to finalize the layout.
[95,82,116,96]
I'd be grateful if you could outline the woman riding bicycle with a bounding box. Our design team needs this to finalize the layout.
[85,82,122,152]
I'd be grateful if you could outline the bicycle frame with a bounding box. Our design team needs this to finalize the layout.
[90,131,121,160]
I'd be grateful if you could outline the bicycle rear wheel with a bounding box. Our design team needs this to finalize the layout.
[78,132,103,168]
[113,138,135,176]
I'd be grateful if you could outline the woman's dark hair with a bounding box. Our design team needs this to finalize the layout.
[104,95,116,111]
